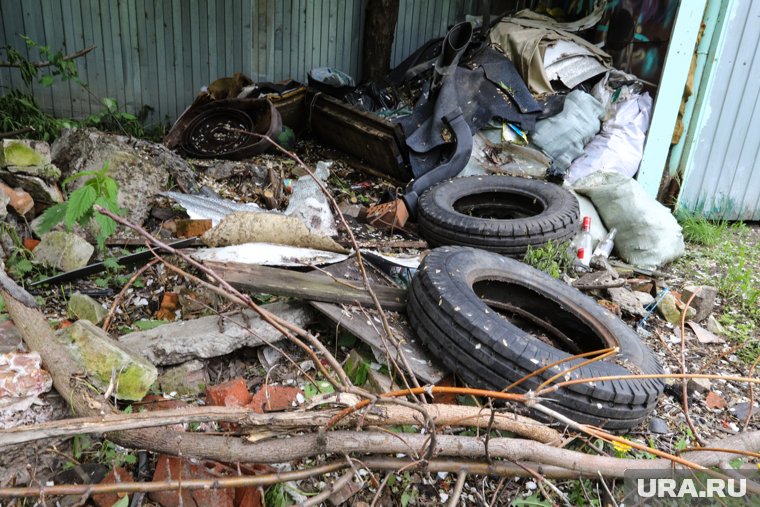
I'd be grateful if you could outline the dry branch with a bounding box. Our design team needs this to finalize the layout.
[0,403,561,447]
[0,45,96,68]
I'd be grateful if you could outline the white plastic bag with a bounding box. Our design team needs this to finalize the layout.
[573,172,684,268]
[564,92,652,185]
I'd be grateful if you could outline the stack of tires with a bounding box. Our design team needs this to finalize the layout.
[407,177,664,430]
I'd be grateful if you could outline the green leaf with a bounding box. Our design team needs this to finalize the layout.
[103,97,118,112]
[39,74,55,87]
[103,256,123,272]
[112,496,129,507]
[104,178,119,200]
[64,185,97,229]
[63,169,100,188]
[36,203,68,234]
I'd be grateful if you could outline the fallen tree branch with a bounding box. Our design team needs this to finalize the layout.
[0,45,96,68]
[0,402,561,447]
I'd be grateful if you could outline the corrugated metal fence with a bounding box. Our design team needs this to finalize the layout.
[0,0,476,123]
[677,0,760,220]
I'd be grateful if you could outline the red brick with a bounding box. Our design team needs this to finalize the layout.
[206,378,252,407]
[150,455,235,507]
[247,385,301,414]
[92,467,134,507]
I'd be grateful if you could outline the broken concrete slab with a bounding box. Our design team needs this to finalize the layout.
[0,172,64,204]
[51,129,198,227]
[607,287,647,318]
[633,290,655,307]
[4,163,61,180]
[157,360,209,397]
[32,231,94,271]
[706,315,725,335]
[118,301,314,365]
[657,292,695,325]
[0,187,9,219]
[0,139,51,167]
[56,320,157,400]
[0,320,24,354]
[681,285,718,322]
[67,292,108,325]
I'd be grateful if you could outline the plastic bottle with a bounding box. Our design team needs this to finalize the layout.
[593,227,617,258]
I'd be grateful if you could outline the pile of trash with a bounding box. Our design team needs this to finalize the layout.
[0,3,714,502]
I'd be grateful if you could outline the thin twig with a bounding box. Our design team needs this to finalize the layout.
[502,347,616,393]
[534,348,619,392]
[94,205,352,390]
[102,258,159,333]
[743,354,760,431]
[300,468,355,507]
[447,471,467,507]
[0,45,96,67]
[680,288,705,446]
[231,128,426,402]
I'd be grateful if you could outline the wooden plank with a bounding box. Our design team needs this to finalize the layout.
[311,301,446,384]
[241,0,253,76]
[326,0,338,68]
[306,91,410,181]
[198,0,210,88]
[282,0,292,79]
[180,0,193,106]
[135,0,153,121]
[19,0,52,112]
[637,0,708,197]
[204,262,407,311]
[124,0,141,115]
[85,0,107,112]
[171,0,184,119]
[71,0,91,116]
[62,0,85,116]
[153,0,168,121]
[107,0,127,111]
[48,0,73,117]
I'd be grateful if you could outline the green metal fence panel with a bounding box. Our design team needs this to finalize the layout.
[0,0,476,124]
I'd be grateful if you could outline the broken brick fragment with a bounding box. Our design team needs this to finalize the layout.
[0,182,34,215]
[247,385,301,413]
[156,292,180,321]
[92,467,134,507]
[150,455,234,507]
[206,378,252,407]
[175,218,213,238]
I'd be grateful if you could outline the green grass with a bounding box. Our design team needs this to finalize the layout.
[673,219,759,364]
[676,211,729,246]
[522,240,573,279]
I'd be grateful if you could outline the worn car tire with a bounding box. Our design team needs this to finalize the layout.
[407,247,664,430]
[418,175,580,257]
